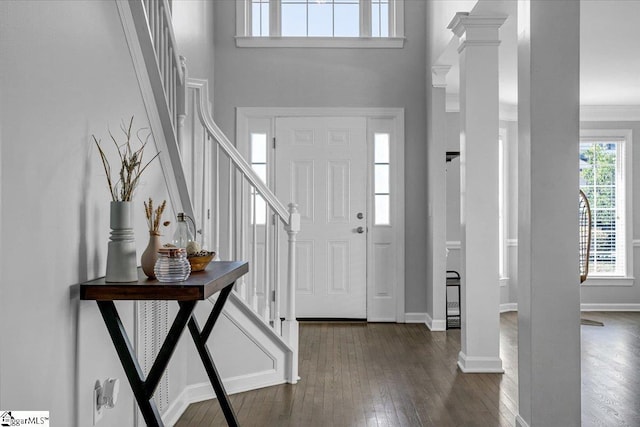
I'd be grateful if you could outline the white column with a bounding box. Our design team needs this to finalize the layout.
[449,13,506,373]
[426,65,451,331]
[516,1,581,426]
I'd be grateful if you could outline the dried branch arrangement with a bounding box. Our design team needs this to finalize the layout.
[144,198,169,235]
[93,116,160,202]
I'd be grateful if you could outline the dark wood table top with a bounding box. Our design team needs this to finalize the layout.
[80,261,248,301]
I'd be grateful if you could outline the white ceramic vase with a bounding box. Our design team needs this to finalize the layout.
[105,201,138,282]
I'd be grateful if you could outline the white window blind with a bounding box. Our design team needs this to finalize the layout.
[580,138,627,276]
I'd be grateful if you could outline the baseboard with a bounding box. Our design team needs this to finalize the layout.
[457,351,504,373]
[499,303,640,313]
[515,414,530,427]
[162,385,192,426]
[403,312,447,331]
[500,303,518,313]
[581,303,640,311]
[162,370,288,426]
[425,313,446,331]
[405,312,427,323]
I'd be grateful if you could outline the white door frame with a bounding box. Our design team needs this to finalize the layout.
[237,107,405,322]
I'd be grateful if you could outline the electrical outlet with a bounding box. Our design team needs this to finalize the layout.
[93,381,103,425]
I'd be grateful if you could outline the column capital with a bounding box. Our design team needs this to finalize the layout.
[448,13,507,52]
[432,65,452,88]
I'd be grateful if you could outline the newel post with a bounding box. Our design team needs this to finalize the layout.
[283,203,300,384]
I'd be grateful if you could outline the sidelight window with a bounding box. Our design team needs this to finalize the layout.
[250,132,268,225]
[374,133,390,225]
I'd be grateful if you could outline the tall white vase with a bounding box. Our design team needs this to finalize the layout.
[106,201,138,282]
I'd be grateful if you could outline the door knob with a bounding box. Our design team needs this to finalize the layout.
[357,212,364,219]
[356,226,365,234]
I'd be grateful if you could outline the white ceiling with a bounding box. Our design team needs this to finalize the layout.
[434,0,640,108]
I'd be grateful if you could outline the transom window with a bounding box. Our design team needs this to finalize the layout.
[237,0,404,48]
[579,131,632,279]
[279,0,360,37]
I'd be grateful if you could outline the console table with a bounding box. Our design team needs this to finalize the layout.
[81,261,249,427]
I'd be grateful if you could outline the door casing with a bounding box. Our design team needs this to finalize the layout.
[237,107,405,322]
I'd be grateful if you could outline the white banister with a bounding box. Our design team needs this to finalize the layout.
[176,56,187,152]
[189,79,289,220]
[251,187,258,310]
[273,219,282,334]
[214,145,220,252]
[263,205,270,322]
[125,0,300,385]
[227,157,234,261]
[123,0,194,222]
[283,203,300,384]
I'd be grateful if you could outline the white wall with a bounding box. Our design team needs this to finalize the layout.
[211,0,428,313]
[0,1,170,425]
[173,0,215,97]
[445,113,640,308]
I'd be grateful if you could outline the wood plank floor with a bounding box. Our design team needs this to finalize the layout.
[175,312,640,427]
[580,312,640,427]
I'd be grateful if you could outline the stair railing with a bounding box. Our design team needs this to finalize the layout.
[125,0,300,384]
[181,79,300,383]
[140,0,184,130]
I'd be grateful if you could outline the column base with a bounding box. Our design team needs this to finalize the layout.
[457,351,504,373]
[515,414,530,427]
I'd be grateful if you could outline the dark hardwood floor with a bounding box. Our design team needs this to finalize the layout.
[175,312,640,427]
[580,312,640,427]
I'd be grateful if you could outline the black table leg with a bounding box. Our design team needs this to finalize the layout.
[97,300,197,427]
[184,284,239,427]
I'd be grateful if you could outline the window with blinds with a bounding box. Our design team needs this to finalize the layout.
[579,139,626,276]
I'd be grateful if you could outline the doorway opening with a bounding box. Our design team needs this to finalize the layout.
[237,108,405,322]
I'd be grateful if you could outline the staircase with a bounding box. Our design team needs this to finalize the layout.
[116,0,300,423]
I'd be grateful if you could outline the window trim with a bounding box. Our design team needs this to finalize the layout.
[235,0,405,48]
[580,128,634,285]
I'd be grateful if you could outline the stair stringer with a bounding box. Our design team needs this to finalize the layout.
[162,292,294,426]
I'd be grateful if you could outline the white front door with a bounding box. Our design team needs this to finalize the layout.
[275,117,367,318]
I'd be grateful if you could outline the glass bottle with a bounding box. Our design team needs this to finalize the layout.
[154,247,191,282]
[172,212,195,249]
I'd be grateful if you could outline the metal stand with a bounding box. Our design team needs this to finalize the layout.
[97,283,239,426]
[446,270,461,330]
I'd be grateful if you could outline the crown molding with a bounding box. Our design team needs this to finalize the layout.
[432,65,452,88]
[445,97,640,122]
[448,13,507,38]
[457,39,501,53]
[580,105,640,122]
[447,12,470,37]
